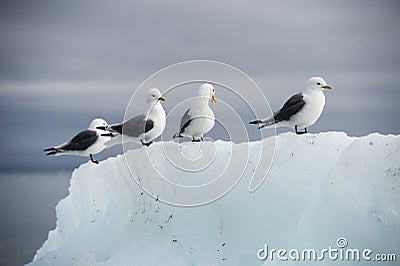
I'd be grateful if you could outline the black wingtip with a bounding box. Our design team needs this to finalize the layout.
[249,120,262,125]
[96,126,107,130]
[109,124,123,134]
[45,150,58,156]
[44,147,60,156]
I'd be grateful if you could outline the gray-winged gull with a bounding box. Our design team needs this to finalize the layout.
[250,77,333,134]
[44,118,112,164]
[101,88,166,147]
[173,83,216,142]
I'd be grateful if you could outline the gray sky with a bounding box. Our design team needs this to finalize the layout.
[0,0,399,171]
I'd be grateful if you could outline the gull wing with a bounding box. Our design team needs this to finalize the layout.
[122,114,154,137]
[273,93,306,123]
[178,108,192,134]
[60,130,98,151]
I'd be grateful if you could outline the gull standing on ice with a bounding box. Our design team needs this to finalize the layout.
[173,83,216,142]
[250,77,333,134]
[100,88,166,147]
[44,118,112,164]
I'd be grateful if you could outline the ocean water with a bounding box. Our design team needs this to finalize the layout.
[0,172,70,266]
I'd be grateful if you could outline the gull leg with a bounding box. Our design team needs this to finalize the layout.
[192,137,201,142]
[141,140,153,146]
[90,154,99,164]
[295,126,307,135]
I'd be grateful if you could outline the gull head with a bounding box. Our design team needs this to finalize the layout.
[306,77,333,91]
[198,83,216,105]
[147,88,166,103]
[89,118,108,130]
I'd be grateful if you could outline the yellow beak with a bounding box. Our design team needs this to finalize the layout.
[211,95,216,105]
[322,85,333,90]
[158,96,166,101]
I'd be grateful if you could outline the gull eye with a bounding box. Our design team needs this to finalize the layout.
[317,82,321,86]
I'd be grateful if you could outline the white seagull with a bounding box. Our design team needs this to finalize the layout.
[250,77,333,134]
[44,118,112,164]
[100,88,166,147]
[173,83,216,142]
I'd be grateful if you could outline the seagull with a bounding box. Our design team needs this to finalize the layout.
[100,88,166,147]
[173,83,216,142]
[250,77,333,134]
[44,118,112,164]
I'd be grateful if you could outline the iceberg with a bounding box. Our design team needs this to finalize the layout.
[30,132,400,265]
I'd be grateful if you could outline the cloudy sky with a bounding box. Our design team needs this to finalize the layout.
[0,0,399,171]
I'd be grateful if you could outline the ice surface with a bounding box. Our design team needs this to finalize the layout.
[29,132,400,265]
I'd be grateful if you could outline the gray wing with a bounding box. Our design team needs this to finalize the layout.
[122,114,154,137]
[178,108,192,134]
[273,93,306,123]
[61,130,98,151]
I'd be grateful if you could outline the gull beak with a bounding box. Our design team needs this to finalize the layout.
[322,85,333,90]
[158,96,166,102]
[211,95,216,105]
